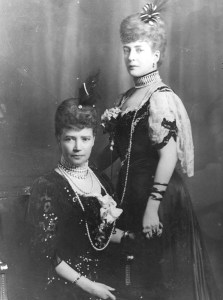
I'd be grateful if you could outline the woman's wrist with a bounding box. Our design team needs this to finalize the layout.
[146,198,160,211]
[75,275,94,293]
[71,273,82,284]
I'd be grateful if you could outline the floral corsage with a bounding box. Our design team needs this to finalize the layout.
[84,193,122,249]
[101,107,121,150]
[86,193,123,224]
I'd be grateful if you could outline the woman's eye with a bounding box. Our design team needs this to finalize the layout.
[136,48,143,53]
[82,137,90,142]
[64,137,72,141]
[123,49,130,55]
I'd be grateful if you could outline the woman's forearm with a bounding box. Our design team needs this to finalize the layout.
[147,138,178,210]
[55,260,81,283]
[55,260,94,292]
[154,138,178,183]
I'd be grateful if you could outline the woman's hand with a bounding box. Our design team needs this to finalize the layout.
[77,276,116,300]
[142,199,163,239]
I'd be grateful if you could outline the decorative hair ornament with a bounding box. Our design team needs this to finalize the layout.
[140,1,168,25]
[78,70,100,108]
[140,3,160,25]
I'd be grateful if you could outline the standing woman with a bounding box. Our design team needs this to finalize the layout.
[26,76,122,300]
[99,3,220,300]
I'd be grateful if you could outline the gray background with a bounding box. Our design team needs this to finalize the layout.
[0,0,222,298]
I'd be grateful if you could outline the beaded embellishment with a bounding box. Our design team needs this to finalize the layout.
[134,70,161,89]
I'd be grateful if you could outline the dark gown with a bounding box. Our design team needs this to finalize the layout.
[26,169,115,300]
[109,84,221,300]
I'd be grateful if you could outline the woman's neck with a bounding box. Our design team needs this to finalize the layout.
[60,155,88,171]
[133,70,160,89]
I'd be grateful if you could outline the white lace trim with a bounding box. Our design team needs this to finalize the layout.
[149,90,194,177]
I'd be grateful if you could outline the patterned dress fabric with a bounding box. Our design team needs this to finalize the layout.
[26,169,114,300]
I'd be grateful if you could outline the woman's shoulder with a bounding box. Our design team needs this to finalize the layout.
[150,85,182,112]
[31,170,64,192]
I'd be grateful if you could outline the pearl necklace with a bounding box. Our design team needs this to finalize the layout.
[120,109,138,205]
[59,166,115,251]
[134,70,161,89]
[58,164,94,194]
[120,83,161,205]
[59,156,89,179]
[74,183,115,251]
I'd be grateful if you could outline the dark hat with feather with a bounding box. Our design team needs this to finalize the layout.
[55,71,100,137]
[78,70,100,108]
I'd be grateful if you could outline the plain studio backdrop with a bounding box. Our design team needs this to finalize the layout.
[0,0,222,299]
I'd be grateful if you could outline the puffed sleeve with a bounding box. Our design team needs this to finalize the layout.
[148,90,194,177]
[149,90,177,149]
[27,176,62,269]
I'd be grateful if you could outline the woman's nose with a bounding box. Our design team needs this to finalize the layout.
[128,50,135,61]
[73,140,81,151]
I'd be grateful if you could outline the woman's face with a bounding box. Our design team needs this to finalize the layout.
[58,127,95,167]
[123,40,160,77]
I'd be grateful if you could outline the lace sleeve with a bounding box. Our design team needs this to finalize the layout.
[27,176,61,267]
[148,91,177,149]
[148,90,194,177]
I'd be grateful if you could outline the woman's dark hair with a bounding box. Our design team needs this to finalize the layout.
[55,98,97,137]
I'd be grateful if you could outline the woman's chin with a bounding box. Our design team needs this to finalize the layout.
[128,69,147,78]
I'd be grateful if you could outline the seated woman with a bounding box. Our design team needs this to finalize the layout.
[26,76,122,300]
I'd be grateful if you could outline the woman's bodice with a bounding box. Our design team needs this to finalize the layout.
[115,99,159,170]
[28,169,115,283]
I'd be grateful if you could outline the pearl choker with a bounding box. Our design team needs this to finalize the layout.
[134,70,161,88]
[59,156,89,179]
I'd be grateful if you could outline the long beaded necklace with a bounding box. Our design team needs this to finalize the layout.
[120,109,138,206]
[119,80,162,206]
[58,166,115,251]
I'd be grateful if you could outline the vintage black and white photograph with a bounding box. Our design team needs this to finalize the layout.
[0,0,223,299]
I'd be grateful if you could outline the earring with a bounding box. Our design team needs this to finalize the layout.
[153,63,155,68]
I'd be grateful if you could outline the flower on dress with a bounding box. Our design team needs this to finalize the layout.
[101,107,121,150]
[84,193,123,224]
[101,107,121,134]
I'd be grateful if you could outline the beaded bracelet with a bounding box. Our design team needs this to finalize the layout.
[72,273,82,284]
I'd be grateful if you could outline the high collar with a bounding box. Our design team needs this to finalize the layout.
[134,70,161,88]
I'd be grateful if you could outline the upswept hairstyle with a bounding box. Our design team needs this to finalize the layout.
[120,13,167,66]
[55,98,97,137]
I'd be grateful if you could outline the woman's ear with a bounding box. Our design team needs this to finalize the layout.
[154,50,160,64]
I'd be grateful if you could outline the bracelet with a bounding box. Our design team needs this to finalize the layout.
[150,183,168,202]
[72,273,82,284]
